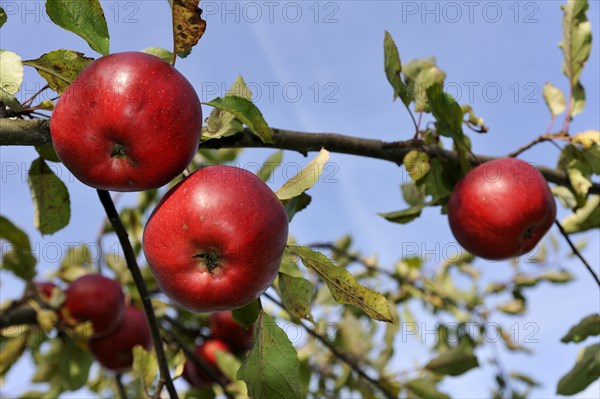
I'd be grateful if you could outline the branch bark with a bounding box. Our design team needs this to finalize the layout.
[1,118,598,194]
[96,190,178,399]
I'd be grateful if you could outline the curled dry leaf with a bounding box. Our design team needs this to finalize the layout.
[173,0,207,55]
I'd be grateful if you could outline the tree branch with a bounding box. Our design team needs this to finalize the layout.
[96,190,179,399]
[1,118,597,194]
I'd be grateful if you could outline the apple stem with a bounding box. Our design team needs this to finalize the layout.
[193,252,220,274]
[110,143,128,158]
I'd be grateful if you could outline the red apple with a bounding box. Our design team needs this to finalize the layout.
[183,339,230,388]
[61,274,125,337]
[88,305,152,372]
[209,311,255,353]
[142,165,289,312]
[50,51,202,191]
[35,281,58,302]
[447,158,556,260]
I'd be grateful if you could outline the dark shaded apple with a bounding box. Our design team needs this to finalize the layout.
[447,158,556,260]
[88,305,152,372]
[182,339,230,388]
[61,274,125,337]
[142,165,289,312]
[50,51,202,191]
[209,311,255,353]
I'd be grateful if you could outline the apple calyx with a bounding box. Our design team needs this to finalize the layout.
[194,251,221,274]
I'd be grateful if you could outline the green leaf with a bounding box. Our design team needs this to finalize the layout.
[543,82,566,116]
[288,246,395,323]
[258,151,284,182]
[132,346,159,389]
[572,81,586,116]
[23,50,94,94]
[425,341,479,376]
[35,145,61,163]
[558,145,593,198]
[27,157,70,235]
[561,195,600,233]
[0,336,27,376]
[510,372,541,387]
[142,47,173,63]
[237,311,302,399]
[283,193,312,222]
[0,7,7,28]
[0,50,23,112]
[0,50,22,94]
[172,0,206,55]
[202,76,254,141]
[552,186,578,209]
[557,343,600,395]
[426,83,470,173]
[0,216,37,280]
[215,349,244,385]
[426,83,464,139]
[401,182,425,206]
[276,149,329,201]
[497,299,526,315]
[378,201,430,224]
[60,337,93,390]
[206,96,272,143]
[383,31,408,105]
[559,0,592,86]
[46,0,110,55]
[233,300,260,329]
[403,57,446,112]
[54,244,93,283]
[404,150,430,181]
[540,270,573,284]
[572,130,600,149]
[404,378,450,399]
[561,314,600,343]
[278,272,314,322]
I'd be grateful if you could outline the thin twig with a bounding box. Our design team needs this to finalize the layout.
[507,132,571,158]
[115,373,128,399]
[96,190,179,399]
[555,220,600,288]
[262,292,396,399]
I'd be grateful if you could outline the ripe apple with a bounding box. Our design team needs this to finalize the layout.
[142,165,289,312]
[50,51,202,191]
[61,274,125,337]
[34,281,58,302]
[209,311,255,353]
[88,305,152,372]
[447,158,556,260]
[182,339,230,388]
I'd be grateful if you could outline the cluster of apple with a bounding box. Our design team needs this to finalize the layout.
[38,274,151,372]
[47,52,287,376]
[50,51,289,313]
[36,275,254,386]
[182,311,255,389]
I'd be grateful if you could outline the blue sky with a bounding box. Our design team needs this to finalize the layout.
[1,1,599,397]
